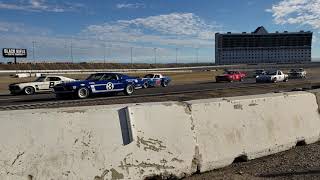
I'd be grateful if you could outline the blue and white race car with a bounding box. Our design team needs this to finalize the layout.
[142,73,171,88]
[53,73,144,99]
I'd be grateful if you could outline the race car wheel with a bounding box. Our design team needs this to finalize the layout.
[77,87,90,99]
[124,84,134,96]
[23,86,35,95]
[240,78,244,82]
[143,82,149,88]
[284,78,289,82]
[161,81,168,87]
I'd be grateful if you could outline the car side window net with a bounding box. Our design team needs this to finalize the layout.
[144,74,154,78]
[48,77,61,81]
[102,74,118,80]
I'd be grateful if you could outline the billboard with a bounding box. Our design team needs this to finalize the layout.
[2,48,27,58]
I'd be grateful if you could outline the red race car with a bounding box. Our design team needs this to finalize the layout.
[215,71,246,82]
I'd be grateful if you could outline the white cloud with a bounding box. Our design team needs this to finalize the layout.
[83,13,221,48]
[116,3,145,9]
[0,0,82,13]
[118,13,220,39]
[0,13,219,62]
[0,21,26,33]
[0,21,51,35]
[267,0,320,29]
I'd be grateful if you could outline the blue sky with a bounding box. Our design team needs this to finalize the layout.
[0,0,319,63]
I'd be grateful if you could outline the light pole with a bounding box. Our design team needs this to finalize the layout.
[154,48,157,64]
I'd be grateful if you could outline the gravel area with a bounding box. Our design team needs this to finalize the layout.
[184,141,320,180]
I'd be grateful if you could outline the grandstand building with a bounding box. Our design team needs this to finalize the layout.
[215,26,313,64]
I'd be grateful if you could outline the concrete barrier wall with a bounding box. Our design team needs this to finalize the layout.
[0,102,196,179]
[0,105,126,180]
[0,91,320,179]
[189,91,320,172]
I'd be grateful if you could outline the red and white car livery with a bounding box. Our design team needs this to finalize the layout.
[215,71,246,82]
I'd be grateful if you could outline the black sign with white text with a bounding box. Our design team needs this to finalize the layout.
[2,48,27,58]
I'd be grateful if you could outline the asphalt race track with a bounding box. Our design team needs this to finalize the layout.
[1,76,320,110]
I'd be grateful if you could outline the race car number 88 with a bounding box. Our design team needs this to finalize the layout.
[106,82,114,90]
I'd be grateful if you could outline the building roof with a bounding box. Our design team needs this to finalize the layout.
[253,26,268,34]
[216,26,312,35]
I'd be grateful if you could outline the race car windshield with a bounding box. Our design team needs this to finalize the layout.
[34,77,46,82]
[86,74,104,81]
[266,71,277,75]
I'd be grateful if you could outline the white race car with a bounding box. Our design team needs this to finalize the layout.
[288,68,307,79]
[256,70,289,83]
[9,75,75,95]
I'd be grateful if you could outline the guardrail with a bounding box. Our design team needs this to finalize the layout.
[1,62,319,75]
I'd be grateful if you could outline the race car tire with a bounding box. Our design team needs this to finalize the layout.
[23,86,35,95]
[161,81,168,87]
[124,84,134,96]
[272,78,277,83]
[77,87,90,99]
[240,78,244,82]
[284,78,288,82]
[143,82,149,89]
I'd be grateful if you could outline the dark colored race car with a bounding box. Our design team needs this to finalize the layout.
[142,73,171,88]
[215,71,246,82]
[53,73,144,99]
[255,69,267,77]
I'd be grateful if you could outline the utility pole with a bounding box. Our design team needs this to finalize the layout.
[154,48,157,64]
[32,41,36,62]
[70,38,74,63]
[130,47,133,68]
[196,47,199,64]
[108,44,112,63]
[175,48,178,64]
[103,43,106,64]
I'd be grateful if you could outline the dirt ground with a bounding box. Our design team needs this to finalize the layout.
[184,141,320,180]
